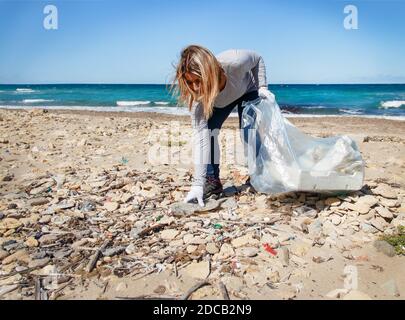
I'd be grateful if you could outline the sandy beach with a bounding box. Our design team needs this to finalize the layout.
[0,107,404,300]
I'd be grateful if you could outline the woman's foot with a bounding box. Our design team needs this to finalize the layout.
[203,177,223,199]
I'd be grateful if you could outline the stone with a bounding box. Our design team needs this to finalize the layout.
[375,206,393,220]
[102,246,125,257]
[104,201,120,211]
[379,198,399,208]
[51,215,71,226]
[2,249,29,265]
[39,234,59,245]
[373,184,398,199]
[186,245,198,254]
[25,237,39,247]
[183,261,210,279]
[169,199,221,217]
[125,243,136,255]
[160,229,179,241]
[0,218,22,230]
[206,242,219,254]
[28,258,50,269]
[370,216,389,231]
[343,290,372,300]
[236,247,258,257]
[325,197,341,206]
[373,240,396,257]
[29,197,50,206]
[216,243,235,260]
[293,206,317,218]
[331,215,342,226]
[231,234,259,248]
[347,202,372,215]
[381,279,400,297]
[0,249,9,261]
[281,247,290,267]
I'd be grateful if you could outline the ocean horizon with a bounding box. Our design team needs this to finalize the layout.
[1,83,405,120]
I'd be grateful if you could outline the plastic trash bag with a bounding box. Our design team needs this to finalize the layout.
[240,97,365,194]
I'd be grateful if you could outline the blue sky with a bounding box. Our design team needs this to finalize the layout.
[0,0,404,84]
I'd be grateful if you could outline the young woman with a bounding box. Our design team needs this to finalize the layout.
[172,45,274,206]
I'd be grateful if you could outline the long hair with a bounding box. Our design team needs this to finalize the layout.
[171,45,222,120]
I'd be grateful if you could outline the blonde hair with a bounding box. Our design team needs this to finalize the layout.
[171,45,222,120]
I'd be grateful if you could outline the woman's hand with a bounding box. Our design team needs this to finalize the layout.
[259,87,275,102]
[184,186,205,207]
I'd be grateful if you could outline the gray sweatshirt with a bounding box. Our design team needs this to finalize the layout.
[191,49,268,186]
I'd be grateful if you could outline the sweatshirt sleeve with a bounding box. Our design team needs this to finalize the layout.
[190,102,210,187]
[236,49,268,89]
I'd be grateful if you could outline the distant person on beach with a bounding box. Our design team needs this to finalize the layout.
[172,45,274,206]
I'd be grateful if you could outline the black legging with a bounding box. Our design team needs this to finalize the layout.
[207,90,259,179]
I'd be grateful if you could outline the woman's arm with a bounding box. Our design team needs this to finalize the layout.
[190,102,210,187]
[235,49,268,88]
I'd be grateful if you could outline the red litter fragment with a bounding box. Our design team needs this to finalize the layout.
[263,243,277,256]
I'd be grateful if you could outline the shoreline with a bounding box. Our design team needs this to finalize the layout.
[1,106,405,122]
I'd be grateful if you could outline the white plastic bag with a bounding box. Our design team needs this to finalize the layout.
[241,97,365,194]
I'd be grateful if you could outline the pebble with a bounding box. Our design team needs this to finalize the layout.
[160,229,179,241]
[373,184,398,199]
[29,197,50,206]
[170,199,221,217]
[206,242,219,254]
[236,247,258,257]
[373,240,396,257]
[28,257,50,269]
[102,246,126,257]
[183,261,210,279]
[375,206,394,220]
[104,201,120,211]
[25,237,39,247]
[231,234,259,248]
[0,218,22,230]
[216,243,235,260]
[293,206,318,218]
[2,249,29,265]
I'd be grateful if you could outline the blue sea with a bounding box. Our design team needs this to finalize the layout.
[1,84,405,119]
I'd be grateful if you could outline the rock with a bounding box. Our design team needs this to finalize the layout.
[0,218,22,230]
[160,229,179,241]
[186,245,198,254]
[375,206,393,220]
[183,261,210,279]
[0,212,4,220]
[325,198,341,206]
[25,237,39,247]
[231,234,259,248]
[293,206,317,218]
[373,184,398,199]
[343,290,372,300]
[0,249,9,261]
[2,249,29,265]
[236,247,258,257]
[331,215,342,226]
[78,200,96,212]
[29,197,50,206]
[216,243,235,260]
[28,258,50,269]
[361,222,378,234]
[102,246,125,257]
[53,248,72,259]
[379,198,399,208]
[2,173,14,182]
[222,185,239,197]
[125,243,136,255]
[370,216,389,231]
[373,240,396,257]
[381,279,400,297]
[206,242,219,254]
[347,202,372,215]
[51,215,71,226]
[39,234,59,245]
[104,201,120,211]
[170,199,221,217]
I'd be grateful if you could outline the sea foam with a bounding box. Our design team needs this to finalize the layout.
[380,100,405,109]
[16,88,35,93]
[116,100,151,106]
[23,99,53,103]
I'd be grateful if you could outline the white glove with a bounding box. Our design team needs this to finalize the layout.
[258,87,275,102]
[184,186,204,207]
